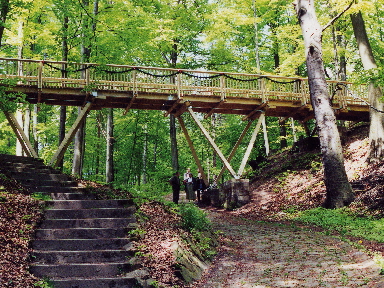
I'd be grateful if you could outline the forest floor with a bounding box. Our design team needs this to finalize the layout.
[184,124,384,287]
[2,124,384,287]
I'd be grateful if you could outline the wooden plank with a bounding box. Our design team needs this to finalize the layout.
[217,119,254,180]
[3,111,38,158]
[48,102,92,167]
[177,116,209,186]
[187,106,239,179]
[237,113,264,177]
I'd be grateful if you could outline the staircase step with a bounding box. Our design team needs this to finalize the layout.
[23,185,87,193]
[30,263,133,278]
[0,154,141,285]
[13,179,78,187]
[44,207,136,219]
[48,192,96,200]
[31,250,133,264]
[46,199,133,209]
[46,277,141,288]
[32,239,131,251]
[39,217,135,229]
[35,228,128,239]
[10,171,71,182]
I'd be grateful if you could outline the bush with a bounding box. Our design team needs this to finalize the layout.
[178,203,211,232]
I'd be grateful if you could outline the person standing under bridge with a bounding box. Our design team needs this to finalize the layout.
[169,171,181,204]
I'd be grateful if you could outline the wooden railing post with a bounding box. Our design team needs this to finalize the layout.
[220,74,226,101]
[261,77,266,102]
[132,69,137,96]
[38,61,43,89]
[177,73,182,99]
[300,79,308,105]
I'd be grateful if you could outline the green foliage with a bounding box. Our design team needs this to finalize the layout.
[178,203,211,232]
[294,207,384,242]
[0,79,27,113]
[34,278,54,288]
[189,229,217,260]
[31,192,51,201]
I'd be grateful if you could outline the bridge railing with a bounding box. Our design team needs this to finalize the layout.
[0,58,368,108]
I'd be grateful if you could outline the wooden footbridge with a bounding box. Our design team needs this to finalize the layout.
[0,58,370,181]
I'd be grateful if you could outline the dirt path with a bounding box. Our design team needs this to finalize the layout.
[190,209,384,288]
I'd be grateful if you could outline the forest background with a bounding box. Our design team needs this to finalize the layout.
[0,0,379,194]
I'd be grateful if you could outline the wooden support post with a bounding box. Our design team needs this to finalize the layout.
[177,116,209,186]
[262,114,269,156]
[237,113,264,177]
[217,119,254,180]
[49,102,92,167]
[3,111,38,158]
[187,106,239,179]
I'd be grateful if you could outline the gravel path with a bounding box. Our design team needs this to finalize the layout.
[191,210,384,288]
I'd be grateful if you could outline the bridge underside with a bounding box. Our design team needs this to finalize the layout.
[5,84,370,182]
[16,86,370,122]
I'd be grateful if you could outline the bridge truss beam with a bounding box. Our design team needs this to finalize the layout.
[3,111,38,158]
[48,102,93,167]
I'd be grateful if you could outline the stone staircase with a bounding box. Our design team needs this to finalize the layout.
[0,154,149,288]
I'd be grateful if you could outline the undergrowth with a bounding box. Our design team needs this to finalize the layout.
[291,207,384,243]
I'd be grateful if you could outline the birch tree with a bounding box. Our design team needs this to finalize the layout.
[294,0,354,208]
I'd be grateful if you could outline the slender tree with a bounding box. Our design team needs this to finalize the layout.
[106,108,114,184]
[350,11,384,163]
[294,0,354,208]
[0,0,10,47]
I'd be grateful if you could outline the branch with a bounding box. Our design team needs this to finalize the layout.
[322,0,354,32]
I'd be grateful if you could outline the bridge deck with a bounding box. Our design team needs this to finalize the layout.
[0,58,370,121]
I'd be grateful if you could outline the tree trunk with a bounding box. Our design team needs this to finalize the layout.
[142,123,148,185]
[169,39,179,172]
[279,118,287,149]
[294,0,354,208]
[350,11,384,163]
[32,105,38,154]
[170,114,179,171]
[72,107,86,177]
[106,108,114,184]
[58,15,68,170]
[0,0,10,47]
[73,0,98,176]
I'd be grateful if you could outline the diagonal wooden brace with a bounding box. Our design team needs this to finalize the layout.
[237,113,265,176]
[3,110,39,158]
[49,102,92,167]
[187,106,239,179]
[177,116,209,186]
[217,119,254,180]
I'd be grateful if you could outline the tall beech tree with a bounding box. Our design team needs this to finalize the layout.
[294,0,354,208]
[350,10,384,163]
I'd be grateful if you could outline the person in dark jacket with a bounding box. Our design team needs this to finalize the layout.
[169,172,181,204]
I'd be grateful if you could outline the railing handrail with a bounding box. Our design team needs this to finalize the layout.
[0,57,362,85]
